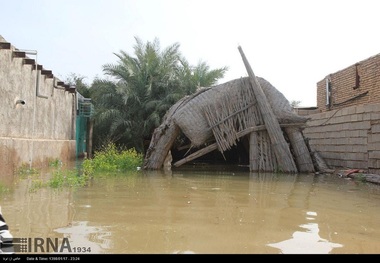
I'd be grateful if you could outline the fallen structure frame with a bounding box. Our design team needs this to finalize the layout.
[143,46,317,173]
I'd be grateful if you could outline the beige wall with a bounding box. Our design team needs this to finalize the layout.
[0,35,76,175]
[303,103,380,174]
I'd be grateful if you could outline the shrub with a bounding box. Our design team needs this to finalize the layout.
[82,143,143,176]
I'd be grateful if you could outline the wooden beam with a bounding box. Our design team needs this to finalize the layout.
[238,46,298,173]
[249,132,259,171]
[174,123,305,168]
[285,127,314,172]
[174,144,218,167]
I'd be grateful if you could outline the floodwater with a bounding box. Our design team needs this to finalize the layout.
[1,164,380,254]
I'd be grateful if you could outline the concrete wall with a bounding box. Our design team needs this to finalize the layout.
[303,103,380,174]
[317,53,380,112]
[0,35,76,176]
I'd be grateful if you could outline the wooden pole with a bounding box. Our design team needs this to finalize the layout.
[284,127,314,172]
[249,132,259,171]
[238,46,297,173]
[86,118,94,159]
[174,144,218,167]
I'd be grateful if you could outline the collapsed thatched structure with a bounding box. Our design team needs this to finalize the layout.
[143,47,317,173]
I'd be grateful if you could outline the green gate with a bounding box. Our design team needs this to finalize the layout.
[76,95,94,158]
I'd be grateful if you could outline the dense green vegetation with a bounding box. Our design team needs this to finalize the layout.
[81,143,143,177]
[9,144,143,193]
[71,36,228,154]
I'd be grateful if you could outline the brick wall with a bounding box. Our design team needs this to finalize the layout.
[303,103,380,174]
[317,53,380,112]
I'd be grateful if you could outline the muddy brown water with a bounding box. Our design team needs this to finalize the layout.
[1,164,380,254]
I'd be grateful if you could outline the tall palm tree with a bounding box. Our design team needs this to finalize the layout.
[176,58,228,94]
[94,36,228,153]
[90,78,131,150]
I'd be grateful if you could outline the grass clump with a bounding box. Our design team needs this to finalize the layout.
[29,168,90,192]
[82,143,143,177]
[13,161,90,192]
[48,158,63,168]
[16,163,39,177]
[0,182,10,195]
[47,169,88,188]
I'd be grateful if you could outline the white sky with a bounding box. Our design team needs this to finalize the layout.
[1,0,380,106]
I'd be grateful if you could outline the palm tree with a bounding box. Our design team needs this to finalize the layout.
[65,73,91,97]
[89,78,131,150]
[177,59,227,94]
[93,36,227,153]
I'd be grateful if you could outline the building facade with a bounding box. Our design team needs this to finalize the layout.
[317,53,380,112]
[0,35,78,176]
[303,53,380,174]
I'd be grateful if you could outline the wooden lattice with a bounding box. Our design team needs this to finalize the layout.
[203,78,259,152]
[202,77,280,171]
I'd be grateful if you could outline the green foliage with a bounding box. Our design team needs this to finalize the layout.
[65,73,91,98]
[29,179,46,192]
[16,163,39,177]
[82,143,143,177]
[48,169,88,188]
[88,36,227,153]
[13,162,90,193]
[81,157,95,178]
[29,168,89,192]
[0,182,10,195]
[8,145,142,193]
[48,158,62,168]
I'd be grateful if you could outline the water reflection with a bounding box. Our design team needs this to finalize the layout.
[1,165,380,254]
[267,211,343,254]
[55,221,111,253]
